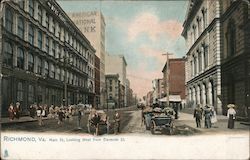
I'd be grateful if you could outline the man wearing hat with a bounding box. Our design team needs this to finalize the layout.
[193,104,203,128]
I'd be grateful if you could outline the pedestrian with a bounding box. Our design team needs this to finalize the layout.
[193,104,203,128]
[8,103,15,121]
[91,111,100,135]
[37,105,43,126]
[227,104,236,129]
[203,105,212,128]
[14,102,21,119]
[77,108,82,129]
[57,108,65,125]
[173,103,179,119]
[29,103,36,118]
[210,105,217,126]
[113,110,121,134]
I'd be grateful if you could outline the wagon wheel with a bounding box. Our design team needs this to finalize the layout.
[151,120,156,134]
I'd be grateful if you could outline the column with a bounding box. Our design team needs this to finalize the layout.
[202,83,206,107]
[197,85,200,105]
[208,81,213,105]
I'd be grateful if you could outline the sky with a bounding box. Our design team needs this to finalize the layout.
[57,0,188,98]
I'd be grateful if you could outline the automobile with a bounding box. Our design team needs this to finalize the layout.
[137,103,145,109]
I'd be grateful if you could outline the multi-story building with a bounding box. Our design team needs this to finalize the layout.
[182,0,222,114]
[0,0,95,116]
[67,11,106,109]
[94,55,100,108]
[162,58,186,107]
[105,54,127,106]
[105,74,120,109]
[220,0,250,118]
[152,78,164,104]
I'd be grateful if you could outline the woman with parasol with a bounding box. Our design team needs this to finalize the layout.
[227,104,236,129]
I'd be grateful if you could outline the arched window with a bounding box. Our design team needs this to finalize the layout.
[17,47,24,69]
[17,82,23,102]
[3,41,13,67]
[38,6,42,23]
[28,52,34,72]
[18,17,24,39]
[28,84,34,104]
[226,20,236,57]
[38,31,43,49]
[5,8,13,32]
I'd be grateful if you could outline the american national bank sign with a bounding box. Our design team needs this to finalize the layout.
[71,12,98,33]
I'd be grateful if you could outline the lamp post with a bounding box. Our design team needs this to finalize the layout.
[162,52,173,107]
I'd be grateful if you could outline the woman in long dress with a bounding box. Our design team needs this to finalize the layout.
[227,106,236,129]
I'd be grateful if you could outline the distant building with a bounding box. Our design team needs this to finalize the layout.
[105,74,120,109]
[105,54,127,106]
[152,79,164,104]
[162,58,186,107]
[67,11,106,109]
[0,0,95,116]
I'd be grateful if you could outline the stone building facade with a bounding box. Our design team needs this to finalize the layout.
[220,0,250,118]
[0,0,95,116]
[182,0,223,114]
[105,74,120,109]
[67,11,106,109]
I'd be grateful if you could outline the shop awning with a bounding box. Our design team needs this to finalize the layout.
[158,95,182,102]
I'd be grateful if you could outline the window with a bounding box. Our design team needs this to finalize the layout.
[38,6,42,23]
[28,52,34,72]
[50,63,55,78]
[202,8,207,30]
[28,85,34,104]
[52,19,55,34]
[17,82,24,102]
[46,36,50,54]
[226,21,236,57]
[190,60,193,76]
[18,17,24,39]
[52,41,55,57]
[194,56,197,75]
[37,57,42,75]
[5,8,13,32]
[61,69,65,81]
[28,25,34,45]
[17,47,24,69]
[3,42,13,67]
[29,0,34,17]
[44,61,49,77]
[18,0,25,9]
[55,66,60,80]
[198,51,202,72]
[38,31,43,49]
[45,13,49,28]
[109,86,112,92]
[109,79,112,85]
[203,45,208,68]
[58,25,61,38]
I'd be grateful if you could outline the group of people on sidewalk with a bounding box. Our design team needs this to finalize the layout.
[8,102,21,121]
[193,104,237,129]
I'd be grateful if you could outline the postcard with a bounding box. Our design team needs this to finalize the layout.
[1,0,249,159]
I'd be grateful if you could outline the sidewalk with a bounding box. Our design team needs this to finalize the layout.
[177,112,249,134]
[1,116,50,125]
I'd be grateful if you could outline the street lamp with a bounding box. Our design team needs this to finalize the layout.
[162,52,173,107]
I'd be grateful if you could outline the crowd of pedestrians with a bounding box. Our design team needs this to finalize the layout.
[193,103,236,129]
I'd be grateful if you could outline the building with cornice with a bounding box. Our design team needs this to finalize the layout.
[182,0,222,114]
[0,0,95,116]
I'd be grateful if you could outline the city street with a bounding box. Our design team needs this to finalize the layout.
[2,106,249,136]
